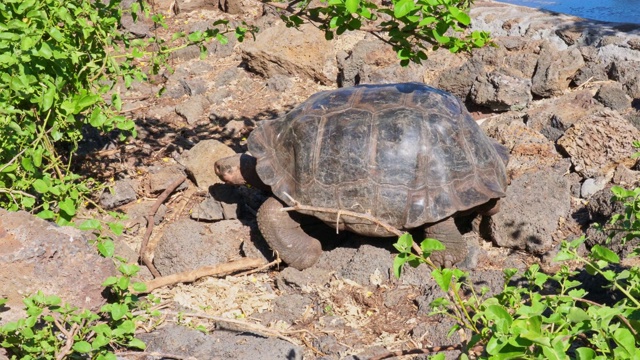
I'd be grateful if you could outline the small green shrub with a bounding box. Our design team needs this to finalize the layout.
[0,263,155,360]
[280,0,492,66]
[394,186,640,359]
[0,0,252,223]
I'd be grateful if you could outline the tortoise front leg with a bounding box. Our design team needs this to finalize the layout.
[256,197,323,270]
[424,217,467,268]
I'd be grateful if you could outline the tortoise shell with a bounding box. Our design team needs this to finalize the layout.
[248,83,508,236]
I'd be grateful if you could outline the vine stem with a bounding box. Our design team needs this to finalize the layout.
[542,295,638,337]
[576,255,640,308]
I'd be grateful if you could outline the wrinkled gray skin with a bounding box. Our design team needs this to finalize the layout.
[215,83,509,270]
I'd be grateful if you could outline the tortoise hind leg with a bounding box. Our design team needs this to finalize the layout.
[256,197,323,270]
[424,217,468,268]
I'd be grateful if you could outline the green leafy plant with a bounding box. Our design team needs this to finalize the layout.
[606,186,640,249]
[393,187,640,359]
[277,0,492,66]
[0,0,255,223]
[0,263,152,359]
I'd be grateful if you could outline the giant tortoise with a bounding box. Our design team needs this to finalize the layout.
[215,83,509,270]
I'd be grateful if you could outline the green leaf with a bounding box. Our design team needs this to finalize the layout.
[432,268,453,291]
[45,295,61,305]
[59,197,76,216]
[394,233,414,253]
[394,0,416,18]
[111,93,122,112]
[216,33,228,45]
[567,307,590,323]
[610,185,635,198]
[31,147,43,167]
[432,27,450,44]
[484,304,513,333]
[22,196,36,209]
[37,209,55,219]
[575,347,596,360]
[110,303,128,320]
[74,94,101,113]
[92,334,110,349]
[16,0,36,14]
[132,282,147,292]
[393,253,407,278]
[590,244,620,264]
[89,108,107,127]
[97,240,115,258]
[115,319,136,335]
[92,323,113,336]
[1,163,18,173]
[119,263,140,277]
[33,179,49,193]
[128,338,146,350]
[613,327,636,356]
[553,249,576,262]
[102,276,118,287]
[97,353,118,360]
[22,156,35,173]
[418,16,437,27]
[108,222,124,236]
[48,27,64,42]
[73,341,92,353]
[448,6,471,25]
[79,219,101,231]
[420,238,445,253]
[117,275,130,290]
[345,0,359,13]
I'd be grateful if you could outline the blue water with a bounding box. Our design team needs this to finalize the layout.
[498,0,640,24]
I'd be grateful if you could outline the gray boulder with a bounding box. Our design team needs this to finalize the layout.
[482,168,571,255]
[338,38,425,87]
[557,110,640,178]
[470,71,532,111]
[153,218,248,275]
[0,209,116,325]
[609,60,640,98]
[525,90,604,142]
[482,117,565,178]
[435,58,484,100]
[240,23,338,85]
[594,83,632,111]
[99,178,138,209]
[138,323,303,360]
[531,45,584,97]
[178,140,236,190]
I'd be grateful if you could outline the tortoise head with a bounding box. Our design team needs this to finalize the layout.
[214,153,270,191]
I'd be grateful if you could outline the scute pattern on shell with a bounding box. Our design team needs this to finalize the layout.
[249,83,508,236]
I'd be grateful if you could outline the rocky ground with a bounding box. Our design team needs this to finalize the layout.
[2,0,640,359]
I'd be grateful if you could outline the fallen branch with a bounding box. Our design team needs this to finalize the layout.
[115,351,197,360]
[368,344,476,360]
[280,192,423,256]
[161,310,299,345]
[54,322,79,360]
[235,258,281,277]
[140,175,187,278]
[138,257,266,293]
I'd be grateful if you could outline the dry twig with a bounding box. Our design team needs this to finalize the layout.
[235,258,282,276]
[161,310,299,345]
[138,257,266,293]
[54,322,79,360]
[140,175,187,278]
[115,351,197,360]
[368,344,470,360]
[281,192,423,255]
